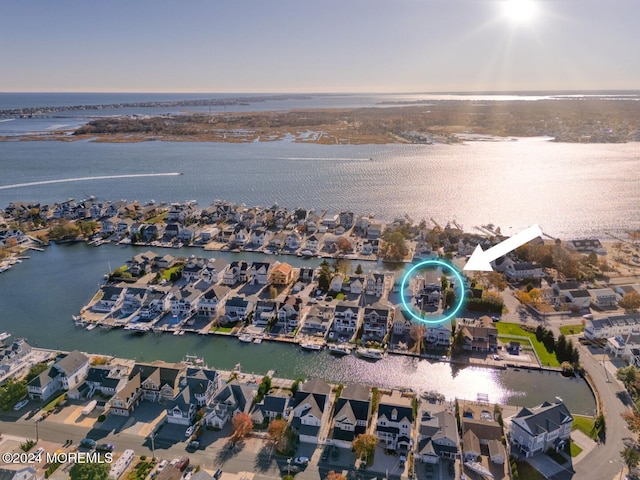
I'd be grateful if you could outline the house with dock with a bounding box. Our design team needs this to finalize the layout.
[509,400,573,458]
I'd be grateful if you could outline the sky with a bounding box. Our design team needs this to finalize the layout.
[0,0,638,93]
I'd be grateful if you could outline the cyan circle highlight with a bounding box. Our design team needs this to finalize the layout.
[400,259,466,325]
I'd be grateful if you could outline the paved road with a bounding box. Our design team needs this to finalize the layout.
[572,343,631,480]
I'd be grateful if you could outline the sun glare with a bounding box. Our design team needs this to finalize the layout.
[504,0,537,23]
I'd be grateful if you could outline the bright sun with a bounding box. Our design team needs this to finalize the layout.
[504,0,537,23]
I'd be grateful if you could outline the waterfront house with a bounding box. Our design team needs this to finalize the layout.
[346,276,365,295]
[224,296,254,321]
[108,373,143,417]
[362,303,393,341]
[461,417,504,465]
[101,216,117,235]
[250,261,272,285]
[291,378,331,443]
[425,320,452,349]
[199,258,229,284]
[0,338,31,374]
[230,227,250,248]
[179,226,197,243]
[205,380,257,428]
[463,430,481,462]
[269,232,287,249]
[285,231,303,250]
[249,227,267,246]
[503,259,544,281]
[299,267,315,283]
[122,288,147,313]
[251,394,291,424]
[417,410,459,464]
[322,213,339,229]
[584,314,640,340]
[27,350,89,401]
[183,367,221,407]
[93,286,125,313]
[366,272,387,297]
[509,400,573,458]
[330,384,371,448]
[156,254,176,270]
[163,223,180,240]
[589,288,619,308]
[304,234,322,252]
[339,211,355,229]
[393,308,413,336]
[139,290,171,320]
[376,390,415,452]
[170,286,202,317]
[306,213,321,233]
[334,302,361,337]
[302,305,334,336]
[277,296,303,333]
[197,285,231,318]
[182,258,207,282]
[566,238,606,254]
[330,275,345,293]
[129,361,186,402]
[269,262,296,286]
[254,300,278,327]
[361,242,374,255]
[366,222,384,239]
[460,317,498,352]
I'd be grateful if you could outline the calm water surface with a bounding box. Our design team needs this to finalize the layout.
[0,243,595,414]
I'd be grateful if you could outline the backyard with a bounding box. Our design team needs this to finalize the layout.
[496,322,560,367]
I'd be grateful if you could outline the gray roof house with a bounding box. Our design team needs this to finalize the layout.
[331,384,371,447]
[510,400,573,458]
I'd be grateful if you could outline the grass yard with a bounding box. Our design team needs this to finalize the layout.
[212,325,234,333]
[569,441,583,457]
[572,415,596,439]
[496,322,560,367]
[515,461,546,480]
[559,324,585,336]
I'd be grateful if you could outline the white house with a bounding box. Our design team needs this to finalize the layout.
[510,400,573,458]
[291,379,331,443]
[376,390,414,452]
[585,314,640,340]
[362,304,393,341]
[589,288,619,308]
[334,303,361,337]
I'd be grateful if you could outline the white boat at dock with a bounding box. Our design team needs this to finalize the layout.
[356,347,385,360]
[85,323,97,331]
[253,337,262,344]
[0,332,11,343]
[300,341,324,351]
[238,334,253,343]
[328,344,353,355]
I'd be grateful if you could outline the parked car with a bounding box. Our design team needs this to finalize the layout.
[156,460,168,472]
[293,456,309,465]
[185,441,200,452]
[175,457,190,471]
[185,425,195,437]
[13,399,29,411]
[34,447,45,457]
[213,470,223,479]
[321,446,329,461]
[331,445,339,460]
[79,438,97,449]
[96,443,115,452]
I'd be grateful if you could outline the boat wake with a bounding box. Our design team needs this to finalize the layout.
[0,172,182,190]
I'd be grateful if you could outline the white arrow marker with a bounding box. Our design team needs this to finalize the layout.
[463,224,543,271]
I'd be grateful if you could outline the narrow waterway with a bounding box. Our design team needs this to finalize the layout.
[0,243,596,414]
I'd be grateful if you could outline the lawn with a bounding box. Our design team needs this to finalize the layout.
[212,325,234,333]
[569,441,583,457]
[559,324,585,336]
[572,415,596,439]
[496,322,559,367]
[515,461,546,480]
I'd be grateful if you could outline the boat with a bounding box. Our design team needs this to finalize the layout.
[300,250,314,257]
[253,337,262,344]
[238,334,253,343]
[300,342,324,351]
[86,324,97,331]
[0,332,11,343]
[464,462,494,479]
[356,347,385,360]
[179,330,185,335]
[72,315,81,321]
[173,330,181,336]
[328,344,352,356]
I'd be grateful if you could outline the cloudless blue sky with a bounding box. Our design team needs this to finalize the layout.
[1,0,638,93]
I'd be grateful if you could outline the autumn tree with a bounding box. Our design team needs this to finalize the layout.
[353,433,378,466]
[326,471,347,480]
[476,271,508,291]
[336,236,353,253]
[231,412,253,442]
[410,323,425,354]
[621,446,640,472]
[620,291,640,312]
[267,418,289,452]
[379,231,408,261]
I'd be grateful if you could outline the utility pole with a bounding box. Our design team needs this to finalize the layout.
[150,432,156,459]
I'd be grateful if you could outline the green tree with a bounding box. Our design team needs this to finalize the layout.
[318,260,332,292]
[0,378,27,411]
[452,328,466,355]
[69,461,111,480]
[355,264,363,275]
[617,366,639,390]
[621,446,640,472]
[25,363,48,382]
[353,433,378,466]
